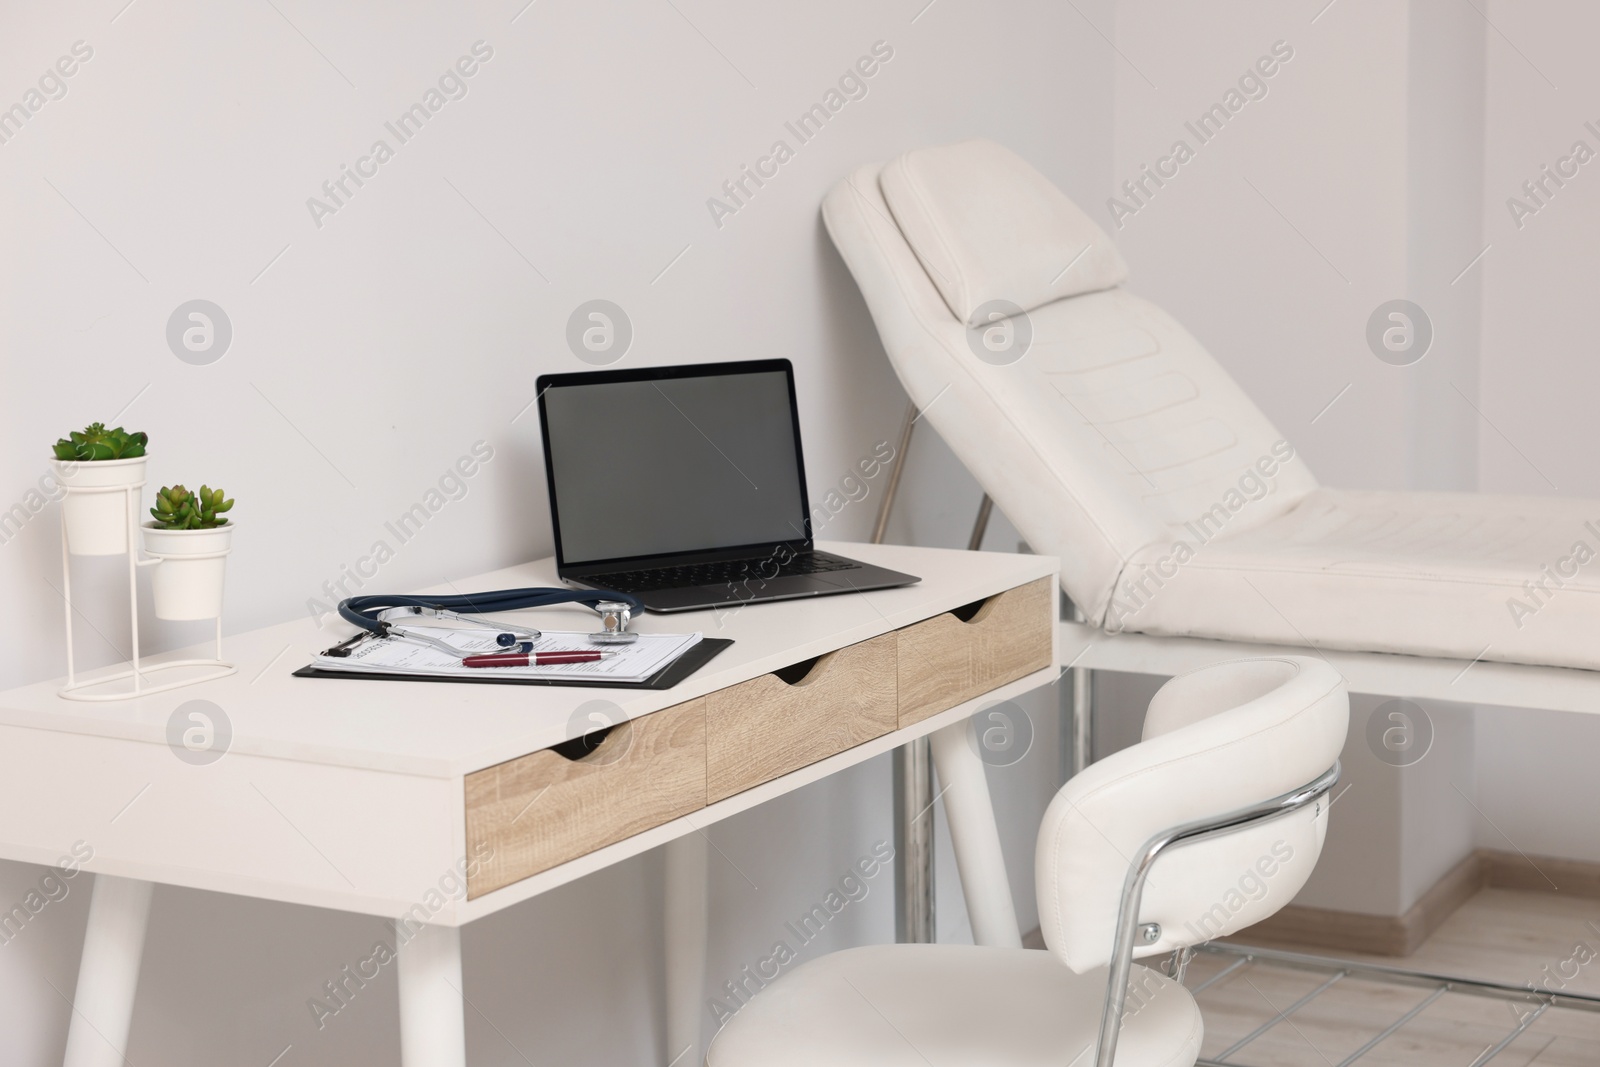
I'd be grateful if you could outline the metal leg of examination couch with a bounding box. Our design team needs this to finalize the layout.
[1070,604,1094,778]
[876,402,938,945]
[897,717,1022,949]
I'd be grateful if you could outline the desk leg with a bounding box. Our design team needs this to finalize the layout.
[396,923,466,1067]
[63,875,153,1067]
[664,833,709,1065]
[929,721,1021,949]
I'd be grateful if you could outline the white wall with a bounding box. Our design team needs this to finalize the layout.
[1110,0,1411,491]
[0,1,1111,1063]
[1474,0,1600,865]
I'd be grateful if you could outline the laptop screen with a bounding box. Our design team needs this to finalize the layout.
[538,361,811,567]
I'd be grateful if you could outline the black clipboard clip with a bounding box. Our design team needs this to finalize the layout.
[320,632,370,659]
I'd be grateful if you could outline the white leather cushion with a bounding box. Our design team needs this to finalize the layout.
[1112,488,1600,670]
[880,139,1129,325]
[706,945,1201,1067]
[1037,657,1347,973]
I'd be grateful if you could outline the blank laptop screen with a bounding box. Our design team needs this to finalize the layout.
[542,367,808,566]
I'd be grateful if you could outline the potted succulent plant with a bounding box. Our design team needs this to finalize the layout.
[140,485,235,621]
[51,423,149,555]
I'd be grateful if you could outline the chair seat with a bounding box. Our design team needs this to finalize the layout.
[1117,488,1600,670]
[705,944,1202,1067]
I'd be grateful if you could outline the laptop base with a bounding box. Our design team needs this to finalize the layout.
[568,556,919,613]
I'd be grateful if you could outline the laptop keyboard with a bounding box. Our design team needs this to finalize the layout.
[586,552,860,594]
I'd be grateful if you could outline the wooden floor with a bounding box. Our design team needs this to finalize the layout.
[1187,888,1600,1066]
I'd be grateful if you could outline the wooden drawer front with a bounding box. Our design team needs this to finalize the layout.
[897,576,1053,727]
[464,698,706,898]
[706,633,898,802]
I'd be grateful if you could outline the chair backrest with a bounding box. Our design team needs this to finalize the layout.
[1034,656,1348,974]
[822,140,1320,626]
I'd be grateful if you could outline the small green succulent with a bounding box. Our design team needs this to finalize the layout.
[150,484,233,530]
[52,422,148,461]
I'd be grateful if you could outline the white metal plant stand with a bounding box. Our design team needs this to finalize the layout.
[58,477,234,701]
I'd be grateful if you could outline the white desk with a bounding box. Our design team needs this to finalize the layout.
[0,541,1060,1066]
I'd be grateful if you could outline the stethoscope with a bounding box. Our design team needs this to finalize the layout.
[335,587,644,657]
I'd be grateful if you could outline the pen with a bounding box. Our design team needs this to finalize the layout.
[461,650,611,668]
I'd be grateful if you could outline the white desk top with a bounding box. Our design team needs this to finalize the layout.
[0,542,1058,779]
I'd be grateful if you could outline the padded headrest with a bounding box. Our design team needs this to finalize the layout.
[879,139,1128,326]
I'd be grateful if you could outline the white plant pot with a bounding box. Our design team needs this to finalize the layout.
[141,522,234,621]
[53,456,147,556]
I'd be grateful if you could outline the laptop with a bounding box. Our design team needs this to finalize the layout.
[536,359,920,612]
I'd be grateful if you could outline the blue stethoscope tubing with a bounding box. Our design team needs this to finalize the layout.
[338,587,644,653]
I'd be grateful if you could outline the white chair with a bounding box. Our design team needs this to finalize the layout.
[706,656,1348,1067]
[822,139,1600,674]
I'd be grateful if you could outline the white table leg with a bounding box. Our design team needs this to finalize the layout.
[664,833,709,1066]
[396,922,466,1067]
[930,720,1022,949]
[63,875,153,1067]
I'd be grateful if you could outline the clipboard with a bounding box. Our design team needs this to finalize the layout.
[291,637,732,690]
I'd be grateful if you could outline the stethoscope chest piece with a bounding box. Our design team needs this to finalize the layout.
[591,601,640,644]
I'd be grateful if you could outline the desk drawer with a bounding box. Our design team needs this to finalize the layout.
[897,576,1053,726]
[706,633,898,802]
[464,698,706,898]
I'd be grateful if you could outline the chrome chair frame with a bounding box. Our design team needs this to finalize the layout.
[1092,762,1342,1067]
